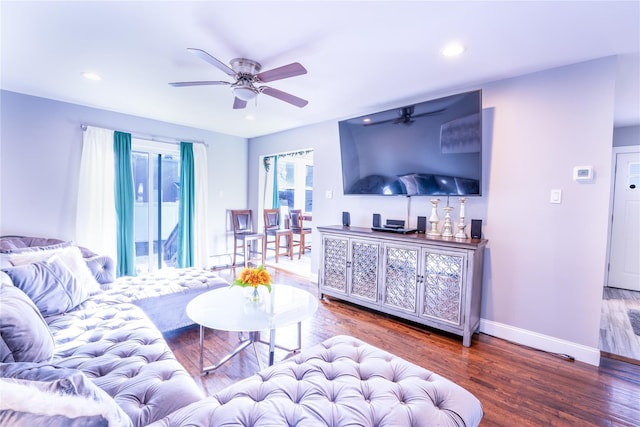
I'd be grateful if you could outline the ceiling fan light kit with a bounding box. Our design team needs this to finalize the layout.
[232,84,259,102]
[169,48,308,109]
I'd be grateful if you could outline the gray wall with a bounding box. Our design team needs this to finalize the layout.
[249,57,618,365]
[0,90,248,259]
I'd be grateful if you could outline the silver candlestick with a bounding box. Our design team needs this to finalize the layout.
[455,197,468,239]
[427,198,441,236]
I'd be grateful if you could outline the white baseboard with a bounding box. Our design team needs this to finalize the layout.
[479,319,601,366]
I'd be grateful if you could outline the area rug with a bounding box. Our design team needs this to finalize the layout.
[628,309,640,336]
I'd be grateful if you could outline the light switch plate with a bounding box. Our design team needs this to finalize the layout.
[550,189,562,204]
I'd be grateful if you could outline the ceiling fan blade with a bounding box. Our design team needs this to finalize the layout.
[257,62,307,83]
[364,107,447,126]
[412,107,447,118]
[187,48,236,77]
[169,81,230,87]
[261,87,308,108]
[233,97,247,109]
[364,118,397,127]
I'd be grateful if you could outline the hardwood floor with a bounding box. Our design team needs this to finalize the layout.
[601,287,640,361]
[164,267,640,427]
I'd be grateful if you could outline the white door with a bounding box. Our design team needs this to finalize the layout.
[608,149,640,291]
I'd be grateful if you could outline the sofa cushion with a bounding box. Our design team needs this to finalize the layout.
[0,284,54,363]
[47,303,204,427]
[2,255,88,316]
[0,364,132,427]
[9,245,102,295]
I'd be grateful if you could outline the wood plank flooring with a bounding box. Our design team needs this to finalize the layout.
[164,267,640,427]
[600,287,640,361]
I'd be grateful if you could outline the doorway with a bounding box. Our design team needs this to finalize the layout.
[260,150,313,277]
[600,145,640,361]
[131,139,181,274]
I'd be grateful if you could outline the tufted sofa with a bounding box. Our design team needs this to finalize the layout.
[0,235,229,333]
[1,236,483,426]
[0,236,228,426]
[149,335,483,427]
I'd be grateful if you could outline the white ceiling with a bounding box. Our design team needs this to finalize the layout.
[2,1,638,139]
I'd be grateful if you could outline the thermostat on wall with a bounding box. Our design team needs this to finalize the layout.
[573,166,593,182]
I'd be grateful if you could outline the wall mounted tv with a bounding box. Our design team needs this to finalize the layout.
[338,90,482,196]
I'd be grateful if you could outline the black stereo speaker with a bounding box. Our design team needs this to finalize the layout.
[372,213,381,228]
[417,216,427,233]
[471,219,482,239]
[342,211,350,227]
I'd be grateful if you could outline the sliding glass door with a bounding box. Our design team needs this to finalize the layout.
[131,140,180,273]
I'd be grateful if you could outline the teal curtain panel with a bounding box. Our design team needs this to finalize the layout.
[177,142,195,268]
[113,131,135,277]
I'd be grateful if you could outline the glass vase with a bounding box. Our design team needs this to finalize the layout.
[244,286,262,304]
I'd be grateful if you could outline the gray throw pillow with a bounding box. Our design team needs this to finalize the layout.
[9,246,102,295]
[0,284,54,363]
[2,255,88,316]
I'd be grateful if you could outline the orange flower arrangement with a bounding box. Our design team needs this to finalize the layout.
[232,265,272,293]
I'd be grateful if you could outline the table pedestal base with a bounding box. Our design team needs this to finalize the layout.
[198,323,303,375]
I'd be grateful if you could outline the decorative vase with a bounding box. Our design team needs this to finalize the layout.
[244,286,263,304]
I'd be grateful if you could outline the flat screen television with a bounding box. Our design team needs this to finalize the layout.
[338,90,482,196]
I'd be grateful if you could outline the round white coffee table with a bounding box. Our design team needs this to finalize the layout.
[186,284,318,374]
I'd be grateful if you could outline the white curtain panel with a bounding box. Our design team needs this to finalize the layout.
[192,143,209,268]
[75,126,117,265]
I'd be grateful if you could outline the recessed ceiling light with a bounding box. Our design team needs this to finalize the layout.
[245,114,255,121]
[363,118,371,123]
[441,43,465,57]
[82,72,102,81]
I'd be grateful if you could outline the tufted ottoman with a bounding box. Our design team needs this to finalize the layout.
[149,335,483,427]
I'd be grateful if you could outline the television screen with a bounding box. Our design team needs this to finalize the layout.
[338,90,482,196]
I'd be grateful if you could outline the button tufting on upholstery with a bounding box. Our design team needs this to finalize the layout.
[141,335,483,427]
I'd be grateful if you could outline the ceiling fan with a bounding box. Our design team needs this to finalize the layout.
[169,48,308,109]
[365,105,446,126]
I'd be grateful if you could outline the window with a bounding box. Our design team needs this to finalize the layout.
[276,150,314,214]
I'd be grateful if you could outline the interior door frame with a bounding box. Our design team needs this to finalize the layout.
[605,144,640,288]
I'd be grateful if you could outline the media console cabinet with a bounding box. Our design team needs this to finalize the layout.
[318,225,487,347]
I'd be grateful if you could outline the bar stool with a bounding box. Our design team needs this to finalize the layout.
[263,208,293,263]
[290,209,312,259]
[230,209,264,267]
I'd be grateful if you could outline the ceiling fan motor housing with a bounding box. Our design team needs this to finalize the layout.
[230,58,261,75]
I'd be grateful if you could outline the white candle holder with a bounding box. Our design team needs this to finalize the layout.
[427,199,441,236]
[455,197,468,239]
[442,205,454,238]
